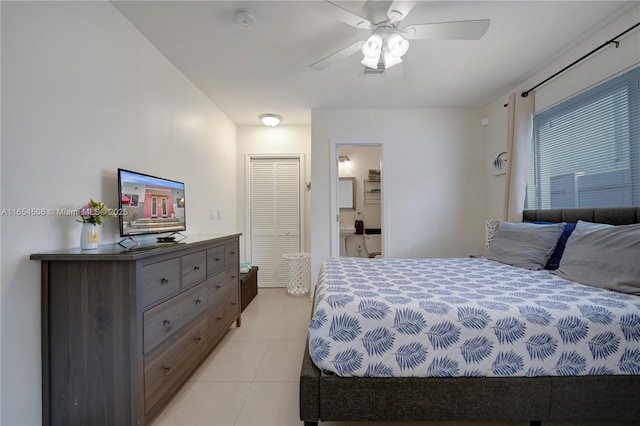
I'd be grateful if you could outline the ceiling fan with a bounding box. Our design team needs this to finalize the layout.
[309,0,490,71]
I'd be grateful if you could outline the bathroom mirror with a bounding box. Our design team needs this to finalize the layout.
[338,177,356,210]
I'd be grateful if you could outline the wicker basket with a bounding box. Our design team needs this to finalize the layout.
[282,253,311,296]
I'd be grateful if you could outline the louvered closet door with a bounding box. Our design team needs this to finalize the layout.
[250,158,301,287]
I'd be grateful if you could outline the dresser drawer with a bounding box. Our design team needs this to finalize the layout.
[141,258,180,307]
[224,241,239,267]
[181,250,206,289]
[208,289,239,345]
[206,245,225,276]
[144,283,208,354]
[208,265,238,305]
[144,314,208,414]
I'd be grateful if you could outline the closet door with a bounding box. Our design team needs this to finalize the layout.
[250,158,301,287]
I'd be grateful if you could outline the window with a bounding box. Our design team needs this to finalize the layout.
[526,66,640,209]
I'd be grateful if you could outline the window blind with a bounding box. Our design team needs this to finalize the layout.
[526,66,640,209]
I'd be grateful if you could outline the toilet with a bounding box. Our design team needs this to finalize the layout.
[345,234,382,258]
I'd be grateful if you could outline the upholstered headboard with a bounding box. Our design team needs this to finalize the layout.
[522,207,640,225]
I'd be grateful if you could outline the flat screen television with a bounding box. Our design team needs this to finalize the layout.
[117,168,186,238]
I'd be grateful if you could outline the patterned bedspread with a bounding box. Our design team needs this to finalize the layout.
[308,257,640,378]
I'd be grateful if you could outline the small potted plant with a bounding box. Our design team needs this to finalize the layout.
[77,199,113,249]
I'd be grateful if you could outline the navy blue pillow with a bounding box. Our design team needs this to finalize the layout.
[534,222,576,270]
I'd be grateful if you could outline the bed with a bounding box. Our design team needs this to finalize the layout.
[300,207,640,426]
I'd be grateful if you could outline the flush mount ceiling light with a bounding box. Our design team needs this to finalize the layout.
[259,113,282,127]
[339,156,352,168]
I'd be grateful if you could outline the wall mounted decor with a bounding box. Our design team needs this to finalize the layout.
[492,151,508,175]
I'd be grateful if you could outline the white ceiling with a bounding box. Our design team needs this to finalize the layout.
[112,1,635,126]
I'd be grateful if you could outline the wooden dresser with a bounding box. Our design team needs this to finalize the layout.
[31,234,241,426]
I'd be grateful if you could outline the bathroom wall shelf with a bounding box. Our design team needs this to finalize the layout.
[363,179,381,204]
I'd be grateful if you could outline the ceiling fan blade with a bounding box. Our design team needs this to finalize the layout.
[387,1,417,23]
[309,41,365,71]
[403,19,490,40]
[312,0,372,30]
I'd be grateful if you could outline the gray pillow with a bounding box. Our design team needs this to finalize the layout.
[554,220,640,295]
[485,221,565,270]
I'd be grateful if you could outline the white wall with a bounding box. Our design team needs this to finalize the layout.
[484,5,640,219]
[0,2,237,424]
[311,108,487,282]
[236,125,312,261]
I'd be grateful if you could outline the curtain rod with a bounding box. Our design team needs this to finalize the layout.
[521,21,640,98]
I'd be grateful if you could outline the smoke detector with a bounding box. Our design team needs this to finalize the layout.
[235,9,256,28]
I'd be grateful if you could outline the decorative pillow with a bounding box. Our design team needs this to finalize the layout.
[485,221,565,270]
[554,220,640,295]
[534,222,577,270]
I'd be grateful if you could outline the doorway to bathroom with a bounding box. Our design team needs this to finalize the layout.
[331,142,385,258]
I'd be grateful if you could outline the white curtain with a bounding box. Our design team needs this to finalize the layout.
[504,91,535,222]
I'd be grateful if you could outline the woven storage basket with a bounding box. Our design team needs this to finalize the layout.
[282,253,311,296]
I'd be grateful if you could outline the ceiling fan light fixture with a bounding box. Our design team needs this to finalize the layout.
[361,55,380,69]
[362,34,383,57]
[383,48,403,69]
[259,113,282,127]
[386,33,409,58]
[361,34,383,69]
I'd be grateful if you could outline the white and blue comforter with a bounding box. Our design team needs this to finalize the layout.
[308,257,640,378]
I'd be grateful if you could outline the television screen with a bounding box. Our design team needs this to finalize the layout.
[117,168,186,237]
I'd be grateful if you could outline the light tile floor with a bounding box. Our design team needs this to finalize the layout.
[150,288,308,426]
[150,288,637,426]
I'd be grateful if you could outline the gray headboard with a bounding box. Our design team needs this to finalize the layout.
[523,207,640,225]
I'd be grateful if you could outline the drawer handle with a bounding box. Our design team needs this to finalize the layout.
[195,299,202,305]
[163,319,172,328]
[194,266,200,271]
[194,336,202,342]
[163,366,172,374]
[215,257,221,262]
[230,251,236,255]
[231,302,237,306]
[216,285,221,289]
[231,275,237,279]
[215,316,222,320]
[160,277,170,284]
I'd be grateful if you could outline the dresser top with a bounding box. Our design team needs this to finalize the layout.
[30,233,241,261]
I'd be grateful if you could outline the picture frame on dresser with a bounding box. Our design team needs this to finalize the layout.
[31,233,241,426]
